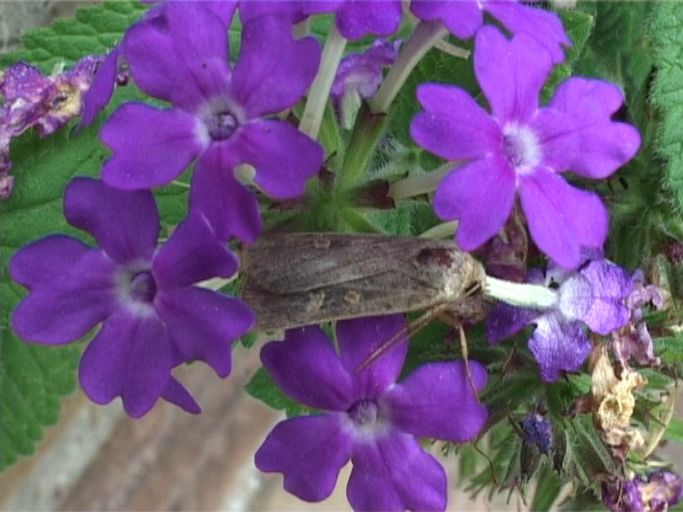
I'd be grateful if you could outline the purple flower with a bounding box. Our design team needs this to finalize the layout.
[411,27,641,269]
[519,412,553,454]
[411,0,570,63]
[603,471,683,512]
[100,4,323,242]
[331,39,400,125]
[0,57,102,198]
[487,258,632,382]
[10,177,254,417]
[255,315,488,511]
[80,47,130,127]
[612,270,666,368]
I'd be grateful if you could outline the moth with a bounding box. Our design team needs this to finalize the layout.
[240,232,487,332]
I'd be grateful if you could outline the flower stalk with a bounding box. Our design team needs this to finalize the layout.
[369,20,449,114]
[299,23,347,139]
[388,162,454,201]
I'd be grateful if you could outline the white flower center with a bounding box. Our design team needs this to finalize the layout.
[502,123,541,175]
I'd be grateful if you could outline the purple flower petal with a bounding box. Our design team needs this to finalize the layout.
[486,302,540,344]
[474,27,553,123]
[123,2,232,110]
[336,315,408,400]
[240,1,308,24]
[156,287,254,378]
[410,84,501,161]
[383,361,488,442]
[153,212,237,290]
[255,415,353,502]
[189,145,262,242]
[483,1,570,64]
[347,431,447,512]
[560,260,632,334]
[335,0,402,40]
[232,119,323,199]
[79,310,172,417]
[260,326,354,410]
[518,169,608,269]
[11,249,116,344]
[161,376,201,414]
[434,156,516,251]
[63,177,160,263]
[410,0,482,39]
[528,314,591,382]
[9,235,89,289]
[80,47,120,127]
[230,16,321,118]
[100,103,203,189]
[538,79,641,179]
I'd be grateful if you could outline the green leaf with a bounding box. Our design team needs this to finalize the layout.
[655,335,683,364]
[0,1,147,72]
[244,367,308,418]
[542,9,595,101]
[650,2,683,210]
[532,462,563,512]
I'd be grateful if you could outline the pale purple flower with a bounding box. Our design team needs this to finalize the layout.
[612,270,665,368]
[0,57,101,198]
[10,177,254,417]
[100,4,323,242]
[411,27,641,269]
[255,315,488,511]
[411,0,570,63]
[603,471,683,512]
[487,258,632,381]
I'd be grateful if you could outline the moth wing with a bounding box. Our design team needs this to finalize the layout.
[240,233,455,294]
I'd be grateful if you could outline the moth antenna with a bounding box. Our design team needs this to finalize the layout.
[356,303,452,372]
[458,325,481,404]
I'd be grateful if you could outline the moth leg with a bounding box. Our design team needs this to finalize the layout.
[458,324,481,404]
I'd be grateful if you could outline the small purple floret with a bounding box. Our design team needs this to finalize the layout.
[255,315,488,510]
[10,177,254,417]
[520,412,553,454]
[410,27,641,268]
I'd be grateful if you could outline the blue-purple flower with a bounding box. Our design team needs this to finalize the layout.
[411,0,570,63]
[487,258,632,382]
[520,412,553,454]
[100,4,323,242]
[255,315,488,511]
[411,27,641,269]
[10,177,254,417]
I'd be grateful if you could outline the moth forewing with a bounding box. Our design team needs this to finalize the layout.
[240,233,486,331]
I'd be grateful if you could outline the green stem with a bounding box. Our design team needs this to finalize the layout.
[299,23,347,139]
[368,20,449,114]
[419,221,458,239]
[484,276,558,309]
[336,105,388,192]
[388,162,454,201]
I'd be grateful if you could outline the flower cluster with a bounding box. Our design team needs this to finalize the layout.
[4,0,662,510]
[602,471,683,512]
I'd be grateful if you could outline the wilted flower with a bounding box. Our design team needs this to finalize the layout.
[10,178,254,417]
[255,315,488,511]
[0,57,101,198]
[520,412,553,454]
[603,471,683,512]
[411,27,640,268]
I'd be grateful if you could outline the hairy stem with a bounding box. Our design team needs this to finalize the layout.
[299,23,347,139]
